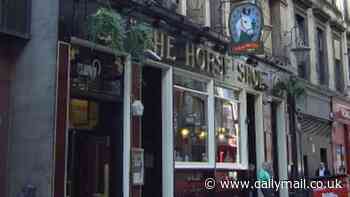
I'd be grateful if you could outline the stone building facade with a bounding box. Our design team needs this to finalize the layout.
[288,0,350,182]
[0,0,59,197]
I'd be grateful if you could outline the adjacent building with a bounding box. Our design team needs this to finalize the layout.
[291,0,350,194]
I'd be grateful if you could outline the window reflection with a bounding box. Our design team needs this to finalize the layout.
[215,87,240,164]
[174,86,208,162]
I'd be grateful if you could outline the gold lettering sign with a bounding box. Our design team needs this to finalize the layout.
[151,30,263,89]
[152,30,224,77]
[236,62,263,88]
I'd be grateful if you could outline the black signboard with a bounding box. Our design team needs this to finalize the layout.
[70,45,124,100]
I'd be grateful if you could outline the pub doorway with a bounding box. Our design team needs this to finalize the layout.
[141,66,163,197]
[271,102,280,197]
[67,99,123,197]
[247,94,257,197]
[65,44,125,197]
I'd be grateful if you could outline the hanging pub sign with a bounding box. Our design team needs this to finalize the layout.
[229,3,264,54]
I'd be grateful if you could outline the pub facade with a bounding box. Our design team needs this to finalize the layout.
[54,1,292,197]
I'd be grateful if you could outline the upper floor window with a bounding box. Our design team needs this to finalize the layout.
[296,14,307,45]
[0,0,31,38]
[332,0,344,15]
[210,0,230,35]
[296,14,309,80]
[333,37,343,92]
[345,0,350,21]
[316,27,328,85]
[186,0,210,26]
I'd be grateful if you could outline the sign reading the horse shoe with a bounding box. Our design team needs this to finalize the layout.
[229,3,263,54]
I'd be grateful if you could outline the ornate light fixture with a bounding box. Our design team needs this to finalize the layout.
[282,25,311,64]
[261,24,273,43]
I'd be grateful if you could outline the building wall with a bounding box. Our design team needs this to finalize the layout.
[291,0,350,92]
[6,0,59,196]
[302,133,333,176]
[0,47,12,197]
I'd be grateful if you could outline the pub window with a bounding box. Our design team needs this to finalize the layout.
[173,74,209,163]
[316,27,327,85]
[214,87,240,165]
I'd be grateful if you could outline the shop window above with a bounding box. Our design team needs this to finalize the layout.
[174,75,209,163]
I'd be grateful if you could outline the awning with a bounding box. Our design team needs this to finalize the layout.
[299,114,332,137]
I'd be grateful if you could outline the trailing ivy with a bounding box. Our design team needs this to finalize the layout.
[87,7,126,52]
[272,77,305,98]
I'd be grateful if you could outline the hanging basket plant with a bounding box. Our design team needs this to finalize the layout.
[87,7,154,61]
[124,22,153,61]
[272,77,305,98]
[87,7,125,52]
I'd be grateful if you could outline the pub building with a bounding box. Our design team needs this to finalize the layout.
[132,30,290,197]
[55,39,130,197]
[55,1,291,197]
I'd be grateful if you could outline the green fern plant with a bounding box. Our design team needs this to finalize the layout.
[88,7,154,60]
[272,77,305,98]
[87,7,125,52]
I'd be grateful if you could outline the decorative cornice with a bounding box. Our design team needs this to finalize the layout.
[249,54,295,74]
[297,78,349,99]
[312,7,331,23]
[293,0,313,10]
[314,0,343,19]
[330,20,346,32]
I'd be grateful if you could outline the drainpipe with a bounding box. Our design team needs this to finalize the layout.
[288,93,299,179]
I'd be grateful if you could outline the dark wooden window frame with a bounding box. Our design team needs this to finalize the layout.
[295,6,310,80]
[332,32,344,92]
[0,0,31,39]
[315,21,329,86]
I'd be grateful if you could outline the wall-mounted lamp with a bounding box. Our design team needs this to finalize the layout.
[144,49,162,61]
[261,24,273,43]
[132,100,144,116]
[282,25,311,64]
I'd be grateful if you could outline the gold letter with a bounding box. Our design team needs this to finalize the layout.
[195,47,206,70]
[186,43,195,67]
[166,36,176,61]
[153,31,164,58]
